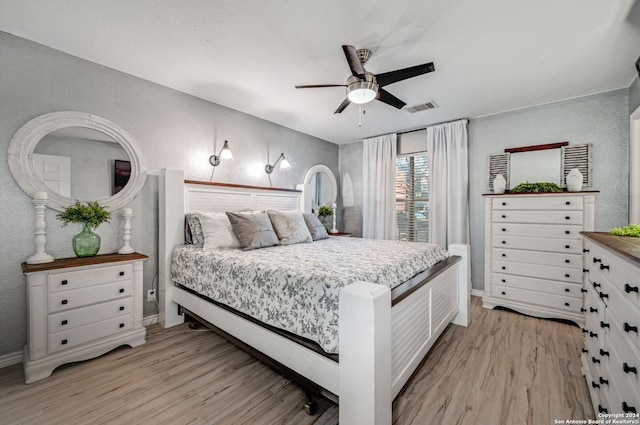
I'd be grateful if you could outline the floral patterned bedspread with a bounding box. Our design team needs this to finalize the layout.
[171,237,448,353]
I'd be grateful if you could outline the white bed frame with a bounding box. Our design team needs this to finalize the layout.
[158,169,470,425]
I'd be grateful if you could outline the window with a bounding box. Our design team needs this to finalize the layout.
[396,153,429,242]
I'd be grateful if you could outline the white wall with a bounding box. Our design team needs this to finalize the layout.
[0,31,338,356]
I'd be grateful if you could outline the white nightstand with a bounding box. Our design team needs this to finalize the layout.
[21,252,148,383]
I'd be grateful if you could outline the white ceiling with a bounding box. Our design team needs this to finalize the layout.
[2,0,640,144]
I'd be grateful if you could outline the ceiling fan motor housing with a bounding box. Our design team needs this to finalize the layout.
[346,72,378,104]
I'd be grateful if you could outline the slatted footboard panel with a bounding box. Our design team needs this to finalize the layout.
[390,265,459,398]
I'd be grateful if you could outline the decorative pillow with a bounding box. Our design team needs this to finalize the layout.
[185,213,204,247]
[197,212,241,250]
[226,211,280,251]
[267,210,313,245]
[303,212,329,241]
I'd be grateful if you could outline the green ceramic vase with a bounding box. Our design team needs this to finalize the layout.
[72,223,100,257]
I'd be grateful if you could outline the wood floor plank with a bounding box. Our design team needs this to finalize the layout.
[0,297,594,424]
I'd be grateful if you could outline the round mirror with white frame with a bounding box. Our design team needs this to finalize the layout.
[8,111,146,212]
[303,164,337,212]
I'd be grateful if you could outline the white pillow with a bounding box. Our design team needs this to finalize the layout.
[197,212,241,250]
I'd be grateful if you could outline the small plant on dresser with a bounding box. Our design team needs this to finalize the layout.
[56,200,111,257]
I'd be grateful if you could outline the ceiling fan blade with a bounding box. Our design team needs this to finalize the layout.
[295,84,347,89]
[376,62,435,87]
[342,45,365,78]
[376,89,406,109]
[334,98,351,114]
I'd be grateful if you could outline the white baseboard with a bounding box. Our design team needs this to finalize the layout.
[0,350,23,368]
[143,314,158,326]
[471,288,485,298]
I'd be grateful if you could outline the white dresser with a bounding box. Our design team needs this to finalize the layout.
[581,232,639,415]
[483,192,595,325]
[22,253,147,383]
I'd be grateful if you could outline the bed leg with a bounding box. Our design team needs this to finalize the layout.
[448,243,471,327]
[303,393,318,415]
[339,282,392,425]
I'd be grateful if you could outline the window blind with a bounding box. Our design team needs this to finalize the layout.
[396,153,429,242]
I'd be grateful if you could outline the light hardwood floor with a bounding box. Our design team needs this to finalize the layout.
[0,297,593,425]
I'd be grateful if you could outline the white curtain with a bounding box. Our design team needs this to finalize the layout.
[362,133,397,239]
[426,119,470,248]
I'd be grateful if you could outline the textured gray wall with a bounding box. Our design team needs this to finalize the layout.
[0,32,338,357]
[630,77,640,113]
[469,89,629,291]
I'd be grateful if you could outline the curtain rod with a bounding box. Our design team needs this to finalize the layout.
[363,117,468,141]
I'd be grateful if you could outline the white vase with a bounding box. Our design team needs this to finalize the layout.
[566,168,583,192]
[493,174,506,194]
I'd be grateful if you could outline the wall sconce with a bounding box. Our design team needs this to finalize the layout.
[265,153,291,174]
[209,140,233,167]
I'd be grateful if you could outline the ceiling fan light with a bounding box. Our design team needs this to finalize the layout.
[347,80,378,104]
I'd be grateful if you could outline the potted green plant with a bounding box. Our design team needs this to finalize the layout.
[57,200,111,257]
[318,205,333,231]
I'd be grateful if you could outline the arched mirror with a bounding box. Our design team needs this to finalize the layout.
[303,164,337,212]
[8,111,146,211]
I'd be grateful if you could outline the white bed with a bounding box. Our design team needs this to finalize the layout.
[158,169,471,425]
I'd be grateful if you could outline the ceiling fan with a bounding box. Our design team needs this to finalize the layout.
[295,45,435,114]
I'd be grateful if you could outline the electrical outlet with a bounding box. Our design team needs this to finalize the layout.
[147,288,156,302]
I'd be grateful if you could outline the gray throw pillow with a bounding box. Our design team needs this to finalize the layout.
[267,210,313,245]
[226,211,280,251]
[185,213,204,247]
[303,212,329,241]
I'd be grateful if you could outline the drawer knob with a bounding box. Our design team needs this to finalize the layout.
[501,215,506,219]
[565,245,570,249]
[582,348,588,353]
[501,253,506,257]
[61,279,68,285]
[501,202,506,206]
[61,339,68,345]
[599,377,609,386]
[119,306,125,311]
[61,319,68,326]
[501,291,506,295]
[119,288,125,294]
[582,328,588,333]
[623,322,638,334]
[598,405,608,414]
[565,230,570,235]
[119,271,125,276]
[583,248,590,253]
[580,307,586,312]
[564,273,570,278]
[581,288,587,293]
[565,201,571,205]
[590,307,598,313]
[565,216,570,220]
[501,279,506,283]
[600,321,610,329]
[599,292,608,300]
[501,241,506,244]
[501,266,506,270]
[593,257,601,263]
[565,259,570,264]
[61,299,68,305]
[501,228,506,232]
[565,288,570,293]
[623,363,637,375]
[589,332,598,338]
[624,284,638,294]
[564,302,570,307]
[583,268,589,273]
[593,282,601,289]
[119,323,125,328]
[623,402,637,414]
[599,349,610,357]
[591,356,600,364]
[591,381,600,389]
[599,264,609,270]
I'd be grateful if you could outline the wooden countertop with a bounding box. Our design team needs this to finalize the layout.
[581,232,640,268]
[22,252,148,273]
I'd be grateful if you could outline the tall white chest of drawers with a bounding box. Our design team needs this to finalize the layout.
[581,233,639,415]
[483,192,595,325]
[22,253,147,383]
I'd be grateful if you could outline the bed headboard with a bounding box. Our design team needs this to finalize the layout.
[158,168,302,327]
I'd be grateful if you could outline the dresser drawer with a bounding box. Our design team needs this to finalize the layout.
[48,297,133,333]
[492,223,583,240]
[492,284,582,312]
[48,280,133,313]
[492,210,583,225]
[493,261,582,283]
[606,282,640,353]
[493,235,583,254]
[604,339,640,414]
[582,353,604,410]
[48,263,134,292]
[596,255,640,312]
[48,314,133,354]
[494,248,582,269]
[492,196,584,211]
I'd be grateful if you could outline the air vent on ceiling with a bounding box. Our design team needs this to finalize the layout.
[406,101,438,113]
